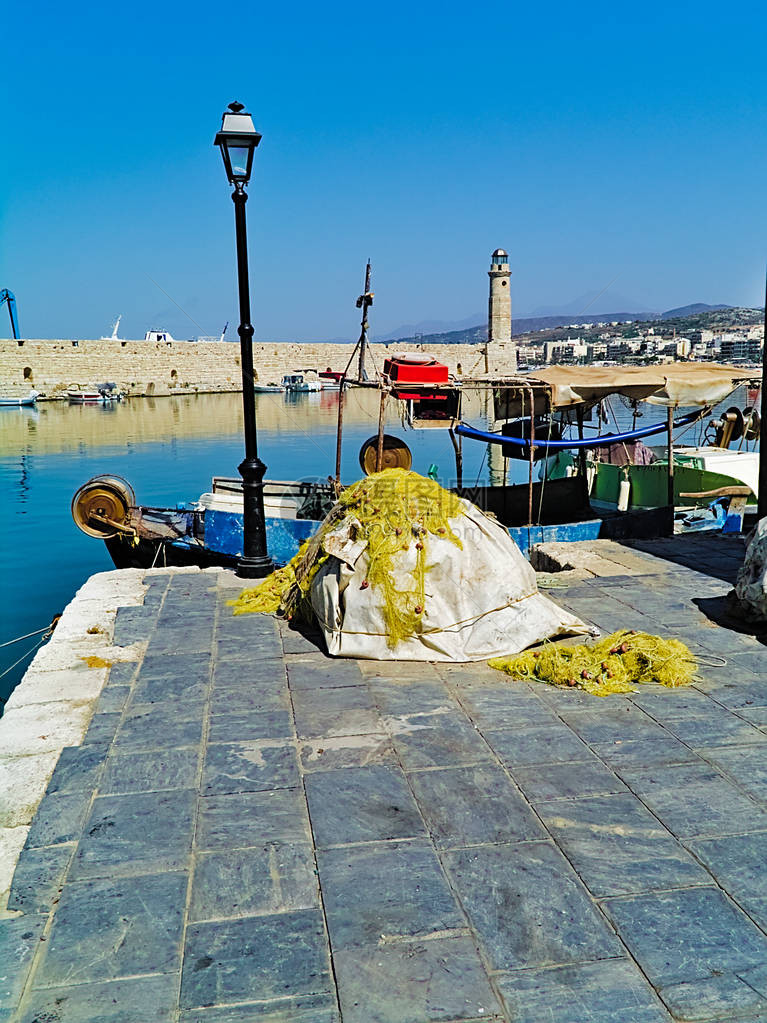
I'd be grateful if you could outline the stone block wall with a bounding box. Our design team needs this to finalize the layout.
[0,339,509,398]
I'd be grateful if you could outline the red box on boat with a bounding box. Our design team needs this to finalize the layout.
[383,354,449,386]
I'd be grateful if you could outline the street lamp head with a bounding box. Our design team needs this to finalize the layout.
[214,101,262,187]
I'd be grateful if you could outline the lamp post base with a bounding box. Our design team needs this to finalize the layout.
[236,554,274,579]
[236,455,274,579]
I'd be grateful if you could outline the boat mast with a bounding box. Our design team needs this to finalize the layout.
[356,260,373,382]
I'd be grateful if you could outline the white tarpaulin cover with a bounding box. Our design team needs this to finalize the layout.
[309,497,591,661]
[736,518,767,621]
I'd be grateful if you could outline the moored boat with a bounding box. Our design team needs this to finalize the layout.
[0,390,39,407]
[67,384,123,405]
[253,382,286,393]
[282,371,323,392]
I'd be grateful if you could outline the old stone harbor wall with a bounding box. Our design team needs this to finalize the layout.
[0,338,516,398]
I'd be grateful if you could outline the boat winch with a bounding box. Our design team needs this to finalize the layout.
[708,406,760,449]
[71,475,136,538]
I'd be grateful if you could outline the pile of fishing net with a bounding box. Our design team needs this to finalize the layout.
[489,629,697,696]
[230,468,590,661]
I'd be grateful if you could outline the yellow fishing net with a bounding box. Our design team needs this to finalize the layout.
[228,469,464,647]
[488,630,696,696]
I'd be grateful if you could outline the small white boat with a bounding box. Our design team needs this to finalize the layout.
[0,390,39,407]
[282,371,323,393]
[254,382,286,393]
[68,384,123,405]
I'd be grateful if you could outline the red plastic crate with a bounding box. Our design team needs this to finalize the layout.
[383,354,449,385]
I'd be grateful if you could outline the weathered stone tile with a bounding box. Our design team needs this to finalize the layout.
[409,763,546,848]
[212,658,285,689]
[304,766,425,848]
[114,705,204,751]
[202,741,299,796]
[100,748,199,795]
[112,606,155,646]
[82,711,122,745]
[0,915,45,1010]
[705,678,767,711]
[444,842,621,971]
[105,660,139,687]
[71,789,196,878]
[514,760,626,802]
[560,704,669,745]
[180,909,331,1010]
[458,685,558,731]
[7,843,72,914]
[591,736,700,769]
[601,887,767,1016]
[484,724,596,768]
[145,623,214,656]
[538,793,711,897]
[46,744,108,794]
[285,656,364,690]
[208,710,294,744]
[318,840,463,949]
[697,744,767,803]
[495,958,669,1023]
[197,789,310,851]
[660,707,767,748]
[281,628,325,655]
[388,712,492,769]
[24,789,92,849]
[35,872,186,985]
[179,992,339,1022]
[132,653,211,702]
[292,686,380,739]
[368,680,452,716]
[189,843,318,922]
[687,831,767,903]
[658,970,767,1021]
[334,935,502,1022]
[618,763,767,838]
[628,686,719,717]
[299,732,397,772]
[216,633,286,663]
[209,685,289,716]
[17,974,178,1023]
[94,684,131,715]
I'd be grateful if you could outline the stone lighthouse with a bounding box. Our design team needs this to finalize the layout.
[487,248,515,372]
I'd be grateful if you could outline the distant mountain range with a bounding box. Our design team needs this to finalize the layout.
[379,304,757,347]
[377,302,734,344]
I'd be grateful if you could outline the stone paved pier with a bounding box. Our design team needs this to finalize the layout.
[2,536,767,1021]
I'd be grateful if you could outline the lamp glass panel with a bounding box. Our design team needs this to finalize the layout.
[227,145,251,180]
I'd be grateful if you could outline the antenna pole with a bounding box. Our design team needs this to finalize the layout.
[759,266,767,520]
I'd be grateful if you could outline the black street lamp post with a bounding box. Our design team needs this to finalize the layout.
[215,101,274,578]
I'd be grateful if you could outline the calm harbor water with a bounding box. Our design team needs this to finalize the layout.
[0,384,754,704]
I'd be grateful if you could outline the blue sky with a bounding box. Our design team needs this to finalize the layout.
[2,0,766,341]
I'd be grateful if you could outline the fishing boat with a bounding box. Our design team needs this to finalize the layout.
[67,384,123,405]
[0,390,39,407]
[71,362,757,570]
[318,370,344,391]
[282,371,323,393]
[253,382,285,393]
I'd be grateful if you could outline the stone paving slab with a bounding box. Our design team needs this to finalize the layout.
[3,538,767,1021]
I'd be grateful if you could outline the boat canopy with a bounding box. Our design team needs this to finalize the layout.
[527,363,753,410]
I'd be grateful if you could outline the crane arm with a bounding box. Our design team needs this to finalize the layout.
[0,289,20,340]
